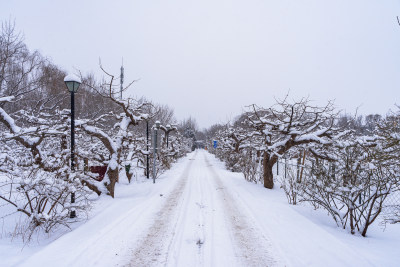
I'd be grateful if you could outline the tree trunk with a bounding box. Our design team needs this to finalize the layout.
[126,166,133,183]
[106,168,119,198]
[126,173,133,183]
[263,153,274,189]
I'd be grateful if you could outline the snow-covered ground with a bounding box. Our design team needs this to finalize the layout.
[1,150,400,266]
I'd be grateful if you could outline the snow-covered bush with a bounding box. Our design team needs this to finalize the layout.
[0,169,91,241]
[241,150,263,183]
[157,128,191,172]
[210,127,245,172]
[376,109,400,224]
[296,134,400,236]
[278,155,306,205]
[0,106,93,241]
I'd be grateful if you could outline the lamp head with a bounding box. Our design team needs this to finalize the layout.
[64,74,82,93]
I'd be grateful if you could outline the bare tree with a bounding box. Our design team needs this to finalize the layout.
[79,64,149,197]
[0,20,43,113]
[246,96,338,189]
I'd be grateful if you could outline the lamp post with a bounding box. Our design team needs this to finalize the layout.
[64,74,81,219]
[166,124,171,148]
[146,120,149,179]
[161,124,176,149]
[153,121,161,183]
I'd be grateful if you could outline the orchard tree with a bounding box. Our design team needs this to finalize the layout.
[79,65,149,197]
[246,96,338,189]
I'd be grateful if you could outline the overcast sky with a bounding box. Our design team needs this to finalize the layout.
[2,0,400,128]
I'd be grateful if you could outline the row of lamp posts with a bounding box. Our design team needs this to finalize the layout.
[64,74,174,218]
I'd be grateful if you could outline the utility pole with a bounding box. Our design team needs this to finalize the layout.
[120,58,124,99]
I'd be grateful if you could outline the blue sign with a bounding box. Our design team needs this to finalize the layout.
[213,140,218,148]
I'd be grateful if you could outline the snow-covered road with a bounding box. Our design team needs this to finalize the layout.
[129,150,281,267]
[15,150,398,267]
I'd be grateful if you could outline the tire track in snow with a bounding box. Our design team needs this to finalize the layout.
[204,154,280,267]
[194,164,207,266]
[127,152,196,267]
[164,149,237,267]
[163,159,196,266]
[163,151,208,267]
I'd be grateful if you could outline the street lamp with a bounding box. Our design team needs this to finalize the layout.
[166,124,171,148]
[64,74,81,219]
[152,121,161,184]
[161,124,176,149]
[146,119,150,179]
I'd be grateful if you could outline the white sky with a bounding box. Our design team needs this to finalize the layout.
[2,0,400,128]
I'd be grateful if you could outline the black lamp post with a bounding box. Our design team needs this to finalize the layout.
[146,120,149,179]
[166,124,171,148]
[162,124,176,149]
[153,121,160,184]
[64,74,81,219]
